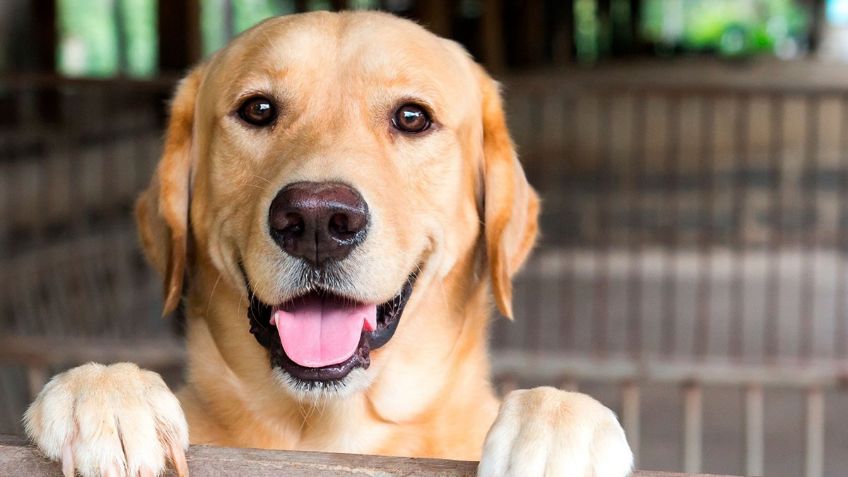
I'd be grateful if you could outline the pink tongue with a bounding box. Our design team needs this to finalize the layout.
[272,295,377,368]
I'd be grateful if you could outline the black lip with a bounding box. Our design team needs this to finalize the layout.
[244,271,416,384]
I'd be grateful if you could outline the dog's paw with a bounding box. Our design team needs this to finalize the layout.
[23,362,189,477]
[478,387,632,477]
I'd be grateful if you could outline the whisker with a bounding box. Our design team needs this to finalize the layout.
[204,273,223,318]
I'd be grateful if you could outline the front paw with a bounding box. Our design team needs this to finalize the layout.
[478,387,633,477]
[23,362,189,477]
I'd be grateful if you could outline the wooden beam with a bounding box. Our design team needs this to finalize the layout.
[629,0,645,53]
[30,0,56,73]
[519,0,545,66]
[413,0,454,38]
[551,0,574,65]
[480,0,505,71]
[26,0,58,122]
[804,0,826,52]
[0,435,748,477]
[157,0,202,73]
[0,336,184,370]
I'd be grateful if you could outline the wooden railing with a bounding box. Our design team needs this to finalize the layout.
[0,435,740,477]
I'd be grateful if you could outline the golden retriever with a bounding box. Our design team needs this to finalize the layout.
[24,11,632,477]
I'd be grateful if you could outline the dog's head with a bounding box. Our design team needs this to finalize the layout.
[136,11,538,398]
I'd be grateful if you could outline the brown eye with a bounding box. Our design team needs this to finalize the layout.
[392,104,431,133]
[237,96,277,127]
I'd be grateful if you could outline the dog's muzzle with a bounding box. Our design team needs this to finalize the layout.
[245,274,416,383]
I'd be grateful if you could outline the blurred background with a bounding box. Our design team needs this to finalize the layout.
[2,0,848,476]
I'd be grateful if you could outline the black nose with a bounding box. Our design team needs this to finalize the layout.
[268,182,369,266]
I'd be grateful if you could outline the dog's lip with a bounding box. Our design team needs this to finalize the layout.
[244,270,417,383]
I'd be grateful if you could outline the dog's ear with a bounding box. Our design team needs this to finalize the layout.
[476,66,540,319]
[135,65,205,316]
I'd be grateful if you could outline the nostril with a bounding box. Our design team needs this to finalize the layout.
[270,209,307,249]
[280,213,305,235]
[328,213,352,239]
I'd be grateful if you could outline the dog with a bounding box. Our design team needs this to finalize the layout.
[24,11,632,477]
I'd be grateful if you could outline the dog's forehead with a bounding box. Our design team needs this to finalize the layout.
[207,12,475,112]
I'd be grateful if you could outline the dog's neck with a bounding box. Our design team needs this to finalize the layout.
[177,253,499,456]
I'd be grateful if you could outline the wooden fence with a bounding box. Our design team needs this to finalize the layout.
[0,435,739,477]
[6,65,848,476]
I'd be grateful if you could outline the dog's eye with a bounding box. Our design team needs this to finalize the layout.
[392,104,431,134]
[237,96,277,127]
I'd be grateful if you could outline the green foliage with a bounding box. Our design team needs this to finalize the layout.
[641,0,809,57]
[575,0,600,62]
[121,0,157,76]
[232,0,293,35]
[57,0,156,77]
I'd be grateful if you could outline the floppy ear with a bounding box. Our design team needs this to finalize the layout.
[477,66,540,319]
[135,66,205,316]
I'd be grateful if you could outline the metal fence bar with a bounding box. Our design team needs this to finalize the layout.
[682,383,703,473]
[805,387,825,477]
[744,385,764,477]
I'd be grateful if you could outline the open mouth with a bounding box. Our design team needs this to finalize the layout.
[246,273,416,383]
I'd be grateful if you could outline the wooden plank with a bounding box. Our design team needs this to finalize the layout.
[3,336,848,390]
[805,387,825,477]
[621,382,641,466]
[492,350,848,388]
[0,336,184,369]
[682,384,703,474]
[744,385,764,477]
[0,435,746,476]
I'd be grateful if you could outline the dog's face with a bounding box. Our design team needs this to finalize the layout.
[136,12,538,399]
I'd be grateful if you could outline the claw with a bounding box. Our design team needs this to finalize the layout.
[61,442,75,477]
[168,439,189,477]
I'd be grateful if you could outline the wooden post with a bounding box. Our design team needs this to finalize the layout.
[413,0,454,38]
[31,0,56,73]
[598,0,612,56]
[157,0,202,74]
[480,0,505,72]
[551,0,574,65]
[28,0,58,122]
[519,0,545,66]
[629,0,646,54]
[806,0,826,52]
[114,0,128,74]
